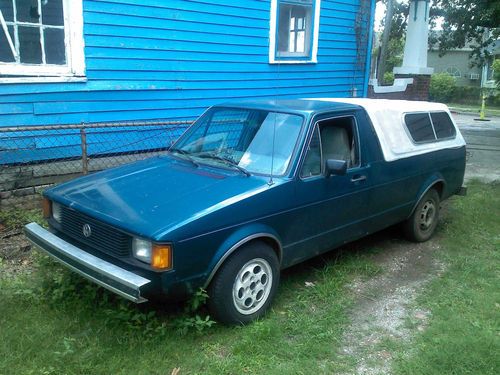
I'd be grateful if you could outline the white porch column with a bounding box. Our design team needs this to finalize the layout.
[393,0,434,75]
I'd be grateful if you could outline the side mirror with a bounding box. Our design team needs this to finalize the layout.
[325,159,347,177]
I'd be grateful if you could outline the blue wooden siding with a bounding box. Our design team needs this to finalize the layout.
[0,0,374,127]
[0,0,373,165]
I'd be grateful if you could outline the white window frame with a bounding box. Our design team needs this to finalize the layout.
[0,0,85,83]
[269,0,321,64]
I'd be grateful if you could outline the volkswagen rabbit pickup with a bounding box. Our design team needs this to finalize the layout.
[24,98,467,324]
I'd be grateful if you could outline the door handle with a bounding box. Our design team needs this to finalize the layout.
[351,174,367,183]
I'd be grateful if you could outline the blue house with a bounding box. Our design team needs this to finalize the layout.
[0,0,374,202]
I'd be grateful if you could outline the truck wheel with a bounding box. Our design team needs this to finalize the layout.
[207,241,280,325]
[404,188,440,242]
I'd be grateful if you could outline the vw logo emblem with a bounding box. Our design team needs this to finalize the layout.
[82,224,92,238]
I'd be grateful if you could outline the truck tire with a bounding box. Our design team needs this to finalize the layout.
[404,188,440,242]
[207,241,280,325]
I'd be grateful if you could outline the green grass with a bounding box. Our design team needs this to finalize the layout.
[392,181,500,375]
[0,240,380,374]
[0,207,44,231]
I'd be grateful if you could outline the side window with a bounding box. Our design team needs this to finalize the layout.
[404,113,435,143]
[320,116,359,168]
[431,111,456,139]
[300,126,322,178]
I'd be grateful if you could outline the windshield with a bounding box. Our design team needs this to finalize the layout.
[172,107,304,176]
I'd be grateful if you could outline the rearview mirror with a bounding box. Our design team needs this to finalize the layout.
[325,159,347,177]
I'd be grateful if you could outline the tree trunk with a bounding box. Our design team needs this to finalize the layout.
[377,0,395,83]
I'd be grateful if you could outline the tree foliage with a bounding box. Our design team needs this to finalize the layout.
[430,1,500,66]
[377,0,499,69]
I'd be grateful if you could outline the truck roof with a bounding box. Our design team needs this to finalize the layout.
[218,98,466,162]
[218,98,360,115]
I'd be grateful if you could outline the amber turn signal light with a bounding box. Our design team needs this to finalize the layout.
[151,244,172,270]
[42,197,51,219]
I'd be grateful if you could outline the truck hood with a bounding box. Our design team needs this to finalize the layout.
[45,156,273,239]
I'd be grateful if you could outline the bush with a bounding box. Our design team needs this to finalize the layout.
[452,86,482,105]
[383,72,395,85]
[486,90,500,107]
[492,59,500,87]
[429,73,456,103]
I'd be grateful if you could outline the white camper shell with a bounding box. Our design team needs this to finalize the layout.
[308,98,466,162]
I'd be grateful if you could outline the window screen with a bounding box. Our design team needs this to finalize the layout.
[404,113,435,143]
[431,112,456,139]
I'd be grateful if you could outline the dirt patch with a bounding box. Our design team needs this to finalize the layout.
[339,219,447,374]
[0,232,35,278]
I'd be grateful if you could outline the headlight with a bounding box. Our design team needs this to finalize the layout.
[132,237,172,270]
[132,238,152,263]
[52,202,62,223]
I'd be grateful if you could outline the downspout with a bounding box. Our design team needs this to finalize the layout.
[363,0,376,97]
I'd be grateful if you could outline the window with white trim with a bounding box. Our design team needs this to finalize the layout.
[0,0,85,80]
[269,0,321,64]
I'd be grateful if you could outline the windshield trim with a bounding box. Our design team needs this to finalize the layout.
[171,106,307,178]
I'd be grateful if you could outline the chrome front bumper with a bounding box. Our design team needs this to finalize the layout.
[24,222,151,303]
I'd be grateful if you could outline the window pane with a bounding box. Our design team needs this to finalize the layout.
[431,112,456,139]
[0,24,15,62]
[277,1,312,56]
[19,25,42,63]
[16,0,39,23]
[320,117,358,168]
[288,31,295,52]
[42,0,64,26]
[44,27,65,64]
[301,126,322,178]
[277,4,290,52]
[405,113,435,143]
[0,0,14,21]
[296,31,305,52]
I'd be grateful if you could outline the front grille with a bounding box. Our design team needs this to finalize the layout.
[60,207,131,257]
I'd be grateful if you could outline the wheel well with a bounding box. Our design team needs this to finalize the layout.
[204,235,282,288]
[432,181,444,198]
[247,237,282,264]
[408,180,445,220]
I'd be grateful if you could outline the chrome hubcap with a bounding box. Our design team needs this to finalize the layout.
[419,200,436,230]
[232,258,273,315]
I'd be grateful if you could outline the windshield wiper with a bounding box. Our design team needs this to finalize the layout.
[196,153,251,177]
[168,148,198,167]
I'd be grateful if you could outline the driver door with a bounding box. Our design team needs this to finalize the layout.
[285,112,373,264]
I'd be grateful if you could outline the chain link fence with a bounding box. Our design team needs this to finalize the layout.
[0,120,192,208]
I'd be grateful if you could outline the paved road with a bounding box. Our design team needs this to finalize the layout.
[452,113,500,182]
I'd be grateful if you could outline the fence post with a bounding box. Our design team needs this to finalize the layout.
[80,128,88,175]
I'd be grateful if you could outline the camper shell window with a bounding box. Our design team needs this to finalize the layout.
[404,111,456,144]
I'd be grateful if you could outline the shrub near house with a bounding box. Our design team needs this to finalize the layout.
[429,73,457,103]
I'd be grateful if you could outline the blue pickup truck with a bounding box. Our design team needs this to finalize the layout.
[25,98,466,324]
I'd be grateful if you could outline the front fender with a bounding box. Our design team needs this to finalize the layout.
[203,223,282,288]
